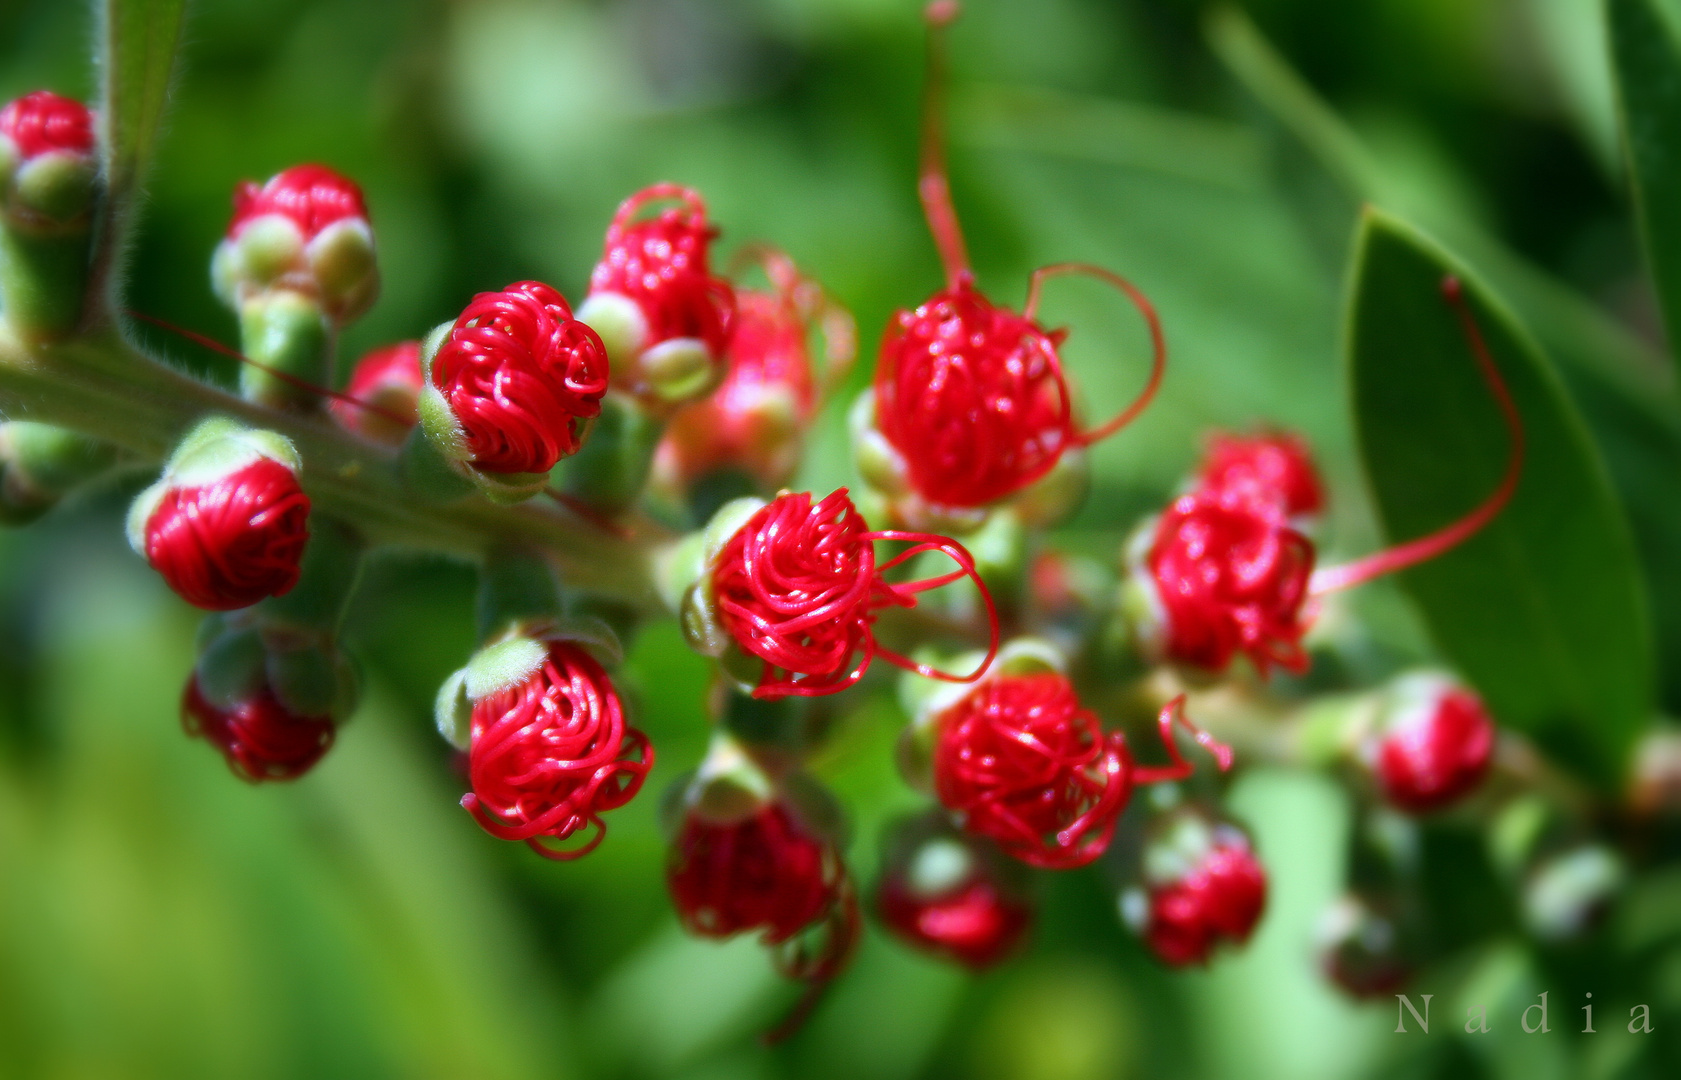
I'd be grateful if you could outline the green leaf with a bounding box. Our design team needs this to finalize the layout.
[1346,210,1653,790]
[1610,0,1681,376]
[88,0,189,308]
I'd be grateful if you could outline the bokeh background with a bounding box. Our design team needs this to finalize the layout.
[0,0,1671,1077]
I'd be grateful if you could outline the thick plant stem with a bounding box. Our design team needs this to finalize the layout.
[0,320,667,610]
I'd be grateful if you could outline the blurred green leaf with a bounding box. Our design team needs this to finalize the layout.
[91,0,186,301]
[1346,209,1652,790]
[1610,0,1681,375]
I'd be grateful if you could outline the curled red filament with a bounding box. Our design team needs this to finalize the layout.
[1376,687,1495,814]
[934,684,1228,870]
[1145,836,1268,967]
[461,640,652,860]
[182,676,335,783]
[931,672,1129,869]
[589,182,735,358]
[873,5,1166,510]
[145,456,311,611]
[711,488,1000,699]
[0,90,93,160]
[1198,430,1324,520]
[431,280,610,474]
[660,249,844,489]
[228,163,369,241]
[1147,486,1315,677]
[1308,276,1524,596]
[330,340,423,440]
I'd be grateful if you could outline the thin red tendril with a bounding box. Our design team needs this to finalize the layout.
[126,310,412,427]
[183,677,336,783]
[919,1,968,285]
[145,456,311,610]
[1024,262,1167,446]
[1309,275,1525,595]
[711,489,999,699]
[0,90,93,159]
[461,640,653,860]
[431,281,610,474]
[1131,694,1236,785]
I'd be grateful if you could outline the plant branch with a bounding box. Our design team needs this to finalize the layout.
[0,321,668,610]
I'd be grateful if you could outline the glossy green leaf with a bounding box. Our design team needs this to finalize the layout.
[1610,0,1681,376]
[89,0,188,303]
[1347,210,1653,789]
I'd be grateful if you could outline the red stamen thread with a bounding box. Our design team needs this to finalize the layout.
[145,456,311,611]
[182,675,335,783]
[431,281,610,474]
[934,685,1228,870]
[0,91,93,160]
[461,640,652,860]
[227,164,368,241]
[1309,276,1524,596]
[873,5,1165,509]
[668,802,860,1042]
[330,341,423,439]
[1145,835,1267,967]
[589,183,735,358]
[660,249,836,488]
[1147,487,1315,677]
[1376,687,1495,814]
[711,489,1000,699]
[1198,431,1324,520]
[126,310,412,427]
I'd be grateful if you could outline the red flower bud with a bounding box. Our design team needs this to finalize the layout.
[331,340,422,441]
[668,801,857,983]
[1373,677,1495,814]
[1137,828,1267,967]
[1198,431,1323,521]
[182,674,335,783]
[135,440,311,612]
[587,183,735,362]
[460,640,652,859]
[704,488,998,699]
[875,814,1031,968]
[1142,487,1314,677]
[1316,895,1414,998]
[0,91,93,160]
[227,164,369,243]
[931,678,1229,870]
[427,281,610,475]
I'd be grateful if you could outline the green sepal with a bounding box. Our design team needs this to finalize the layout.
[462,636,547,701]
[679,729,775,825]
[265,638,357,719]
[434,667,472,750]
[194,622,267,710]
[257,515,363,633]
[398,426,475,504]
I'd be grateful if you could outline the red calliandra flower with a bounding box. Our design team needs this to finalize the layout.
[330,340,423,441]
[182,674,335,783]
[1144,487,1316,678]
[875,813,1031,968]
[212,164,378,325]
[658,250,851,491]
[669,801,858,984]
[460,639,652,859]
[932,677,1229,869]
[703,488,999,699]
[0,91,94,160]
[584,183,735,366]
[1135,277,1525,678]
[1372,676,1495,814]
[129,423,311,611]
[1134,823,1267,967]
[1198,431,1323,521]
[866,3,1164,512]
[426,281,610,475]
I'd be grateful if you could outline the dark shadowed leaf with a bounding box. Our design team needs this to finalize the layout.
[1346,210,1652,790]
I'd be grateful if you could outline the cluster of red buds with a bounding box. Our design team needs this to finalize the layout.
[0,0,1550,1040]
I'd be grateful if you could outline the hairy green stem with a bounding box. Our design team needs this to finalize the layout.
[0,320,667,610]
